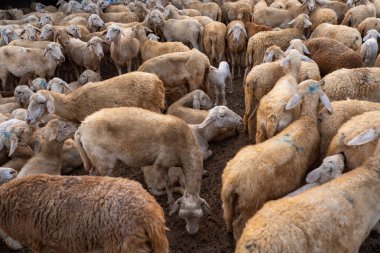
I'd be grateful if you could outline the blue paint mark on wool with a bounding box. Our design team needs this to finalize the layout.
[307,83,320,94]
[279,134,304,153]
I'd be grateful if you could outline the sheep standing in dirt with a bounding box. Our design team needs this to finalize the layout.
[361,29,380,67]
[222,80,332,240]
[208,61,231,106]
[226,21,247,78]
[26,72,165,124]
[0,42,65,90]
[17,119,78,177]
[203,21,226,66]
[105,24,140,74]
[0,175,169,253]
[236,136,380,253]
[74,107,211,234]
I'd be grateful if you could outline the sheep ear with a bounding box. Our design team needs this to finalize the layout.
[301,55,314,62]
[347,128,379,146]
[33,136,42,153]
[378,32,380,38]
[304,19,312,28]
[43,47,49,57]
[46,99,55,114]
[48,128,58,142]
[286,44,294,51]
[306,168,321,183]
[319,91,333,113]
[201,198,212,214]
[193,94,200,109]
[286,93,303,110]
[280,57,290,67]
[169,197,183,216]
[8,134,18,157]
[227,28,233,37]
[288,19,296,25]
[363,34,370,41]
[266,51,274,62]
[144,26,153,33]
[20,29,25,36]
[302,44,310,54]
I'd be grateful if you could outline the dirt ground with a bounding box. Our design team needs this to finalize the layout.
[0,60,379,253]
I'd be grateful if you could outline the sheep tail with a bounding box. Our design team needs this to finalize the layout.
[221,179,238,232]
[146,220,169,253]
[203,64,211,96]
[198,23,204,52]
[73,129,94,173]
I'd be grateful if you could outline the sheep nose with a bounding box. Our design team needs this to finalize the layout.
[26,118,31,124]
[60,56,65,62]
[99,52,104,57]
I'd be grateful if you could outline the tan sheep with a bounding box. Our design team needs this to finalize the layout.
[226,20,248,78]
[341,3,376,28]
[222,80,332,240]
[358,17,380,37]
[318,100,380,160]
[138,49,211,105]
[327,110,380,169]
[0,175,169,253]
[74,107,211,234]
[17,119,78,177]
[203,21,227,66]
[236,137,380,253]
[26,72,165,124]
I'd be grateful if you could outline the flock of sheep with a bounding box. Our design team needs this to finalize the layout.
[0,0,379,252]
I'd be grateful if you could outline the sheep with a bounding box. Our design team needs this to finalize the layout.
[0,167,17,184]
[14,85,34,108]
[131,24,190,63]
[104,24,140,74]
[167,90,213,124]
[327,110,380,169]
[245,14,312,69]
[253,0,316,28]
[0,42,65,90]
[243,21,272,39]
[61,139,83,174]
[286,153,345,197]
[0,27,20,46]
[341,3,376,28]
[0,103,19,115]
[47,77,67,93]
[208,61,232,106]
[30,77,48,92]
[221,0,253,23]
[138,49,211,105]
[310,23,362,52]
[304,38,363,76]
[203,21,226,66]
[226,20,247,78]
[222,80,332,240]
[361,29,380,67]
[74,106,211,234]
[19,23,40,41]
[26,72,165,125]
[11,108,27,121]
[318,100,380,160]
[183,1,222,21]
[308,7,338,32]
[64,36,105,78]
[190,105,243,160]
[320,67,380,101]
[62,14,105,33]
[8,39,51,49]
[358,17,380,37]
[147,10,204,50]
[83,2,139,24]
[0,119,32,158]
[17,119,78,177]
[0,174,169,253]
[235,136,380,253]
[255,50,315,143]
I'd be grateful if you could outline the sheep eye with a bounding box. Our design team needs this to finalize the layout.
[38,101,45,104]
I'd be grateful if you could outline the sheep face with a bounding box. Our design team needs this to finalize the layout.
[31,78,48,92]
[149,10,164,26]
[67,25,82,38]
[306,154,345,184]
[0,121,32,157]
[40,14,53,27]
[98,0,110,10]
[26,91,55,125]
[48,78,68,93]
[21,24,40,41]
[42,119,79,142]
[105,26,124,43]
[87,37,105,58]
[44,42,65,63]
[0,167,17,184]
[202,106,243,129]
[147,33,160,41]
[83,3,99,14]
[193,91,213,109]
[40,24,54,41]
[1,28,19,45]
[25,15,39,23]
[14,85,34,107]
[77,70,100,85]
[88,14,105,30]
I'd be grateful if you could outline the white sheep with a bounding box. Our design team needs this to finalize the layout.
[361,29,380,67]
[208,61,232,106]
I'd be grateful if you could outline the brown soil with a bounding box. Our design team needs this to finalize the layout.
[1,60,379,253]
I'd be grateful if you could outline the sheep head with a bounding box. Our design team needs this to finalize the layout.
[43,42,65,63]
[227,23,247,44]
[40,24,54,40]
[77,70,101,85]
[41,119,78,142]
[67,25,82,38]
[149,10,165,26]
[288,14,312,29]
[200,106,243,129]
[20,24,41,41]
[287,39,310,55]
[98,0,110,10]
[26,90,55,125]
[192,90,212,109]
[147,33,160,41]
[0,121,32,157]
[83,3,100,15]
[105,25,126,43]
[306,154,345,184]
[1,28,19,45]
[0,167,17,184]
[48,78,68,93]
[88,14,105,32]
[40,14,53,27]
[35,3,46,12]
[363,29,380,41]
[170,195,211,234]
[87,36,105,58]
[263,45,285,63]
[14,85,34,107]
[66,0,83,13]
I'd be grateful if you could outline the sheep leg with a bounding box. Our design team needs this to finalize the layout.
[215,86,220,106]
[230,53,235,78]
[222,193,237,233]
[127,59,132,73]
[0,72,8,91]
[221,88,227,106]
[115,63,123,76]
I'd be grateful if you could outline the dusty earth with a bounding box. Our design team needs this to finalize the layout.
[0,59,379,253]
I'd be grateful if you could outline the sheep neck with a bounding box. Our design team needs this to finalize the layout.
[195,120,217,142]
[50,92,77,122]
[300,94,319,122]
[39,138,65,161]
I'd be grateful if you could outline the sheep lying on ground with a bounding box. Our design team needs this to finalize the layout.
[361,29,380,67]
[0,175,169,253]
[74,107,211,234]
[26,72,165,124]
[304,38,363,77]
[236,135,380,253]
[167,90,212,124]
[318,100,380,160]
[320,67,380,101]
[0,42,65,90]
[208,61,231,106]
[222,80,332,240]
[138,49,210,105]
[17,119,78,177]
[327,110,380,169]
[287,153,345,197]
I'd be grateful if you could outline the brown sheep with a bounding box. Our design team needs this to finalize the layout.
[138,49,211,105]
[203,21,227,66]
[226,20,248,78]
[243,21,272,38]
[0,175,169,253]
[304,38,363,77]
